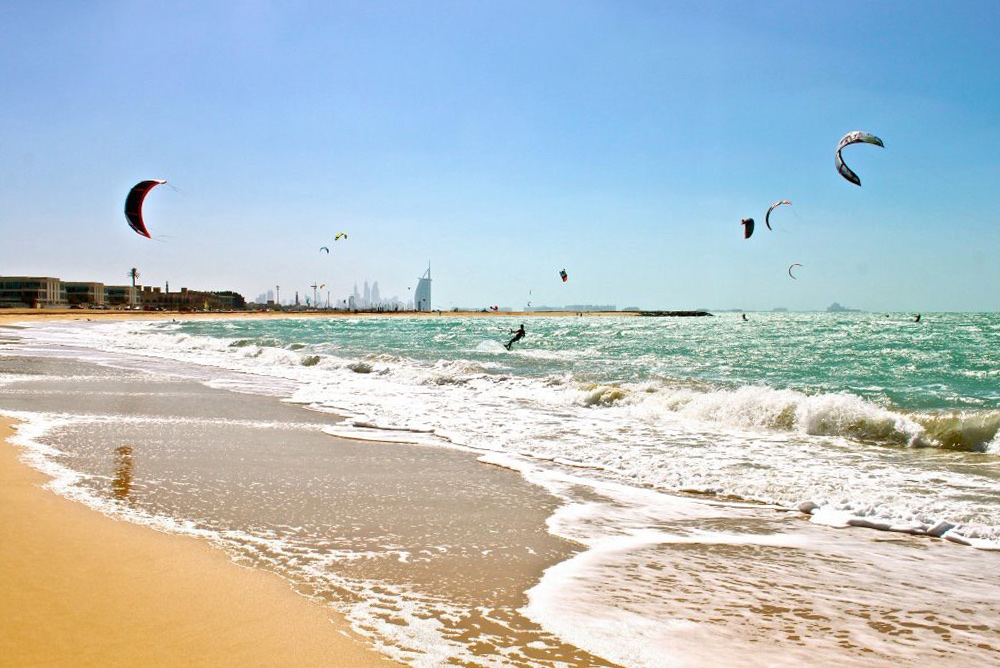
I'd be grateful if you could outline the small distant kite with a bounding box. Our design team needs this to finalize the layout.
[765,201,791,231]
[559,269,568,282]
[319,246,330,253]
[788,263,803,279]
[124,179,167,238]
[335,232,348,241]
[836,131,884,187]
[741,218,755,239]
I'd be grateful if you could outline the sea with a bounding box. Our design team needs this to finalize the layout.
[2,312,999,667]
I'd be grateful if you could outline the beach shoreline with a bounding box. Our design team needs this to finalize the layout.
[0,413,404,667]
[0,340,589,667]
[0,308,637,327]
[5,312,1000,666]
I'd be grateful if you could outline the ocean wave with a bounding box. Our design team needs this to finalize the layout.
[917,411,1000,452]
[591,381,1000,453]
[10,319,1000,546]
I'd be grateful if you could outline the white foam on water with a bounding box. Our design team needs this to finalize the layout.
[0,405,551,668]
[8,319,1000,544]
[7,318,1000,667]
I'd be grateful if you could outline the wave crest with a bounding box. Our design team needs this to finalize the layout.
[625,383,1000,452]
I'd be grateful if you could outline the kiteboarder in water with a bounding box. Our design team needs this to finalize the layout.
[504,324,526,350]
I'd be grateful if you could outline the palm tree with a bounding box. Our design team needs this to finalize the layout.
[128,268,140,309]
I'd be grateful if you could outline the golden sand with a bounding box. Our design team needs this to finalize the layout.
[0,416,403,668]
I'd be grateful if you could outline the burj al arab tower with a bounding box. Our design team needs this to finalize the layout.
[414,264,432,312]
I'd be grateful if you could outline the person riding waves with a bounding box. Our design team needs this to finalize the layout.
[504,324,526,350]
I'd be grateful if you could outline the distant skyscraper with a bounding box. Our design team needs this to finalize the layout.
[363,281,371,308]
[414,263,431,312]
[371,281,380,305]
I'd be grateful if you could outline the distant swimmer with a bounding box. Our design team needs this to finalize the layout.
[504,324,526,350]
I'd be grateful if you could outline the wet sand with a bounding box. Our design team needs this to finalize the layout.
[0,345,594,666]
[0,418,404,667]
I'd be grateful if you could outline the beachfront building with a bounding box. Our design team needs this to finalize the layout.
[106,285,138,307]
[0,276,65,308]
[414,264,431,312]
[139,286,244,311]
[0,275,245,310]
[63,281,107,307]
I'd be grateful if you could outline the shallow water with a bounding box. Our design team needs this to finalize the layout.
[2,313,1000,666]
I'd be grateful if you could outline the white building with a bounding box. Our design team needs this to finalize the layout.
[413,264,432,312]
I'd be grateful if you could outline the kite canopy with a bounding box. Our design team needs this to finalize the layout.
[559,269,568,282]
[741,218,755,239]
[320,246,330,253]
[836,131,884,186]
[335,232,348,241]
[788,263,803,279]
[124,179,167,238]
[765,200,791,231]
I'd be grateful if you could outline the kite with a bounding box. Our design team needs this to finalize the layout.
[124,180,167,238]
[320,246,330,253]
[788,263,803,279]
[836,131,884,187]
[765,200,791,231]
[559,269,568,282]
[741,218,755,239]
[335,233,348,240]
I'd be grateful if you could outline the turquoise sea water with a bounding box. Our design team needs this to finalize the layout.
[182,311,1000,444]
[186,311,1000,410]
[17,313,1000,527]
[4,312,1000,667]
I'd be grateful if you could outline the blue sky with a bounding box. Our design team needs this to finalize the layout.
[2,0,999,311]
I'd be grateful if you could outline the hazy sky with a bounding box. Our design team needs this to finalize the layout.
[2,1,999,311]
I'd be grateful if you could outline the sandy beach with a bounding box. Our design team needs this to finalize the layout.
[0,316,587,667]
[0,415,404,668]
[0,313,413,666]
[0,308,632,327]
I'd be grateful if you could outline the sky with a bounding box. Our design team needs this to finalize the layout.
[2,0,999,312]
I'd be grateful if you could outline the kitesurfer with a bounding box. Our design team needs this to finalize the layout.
[914,313,921,323]
[504,324,526,350]
[742,313,748,321]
